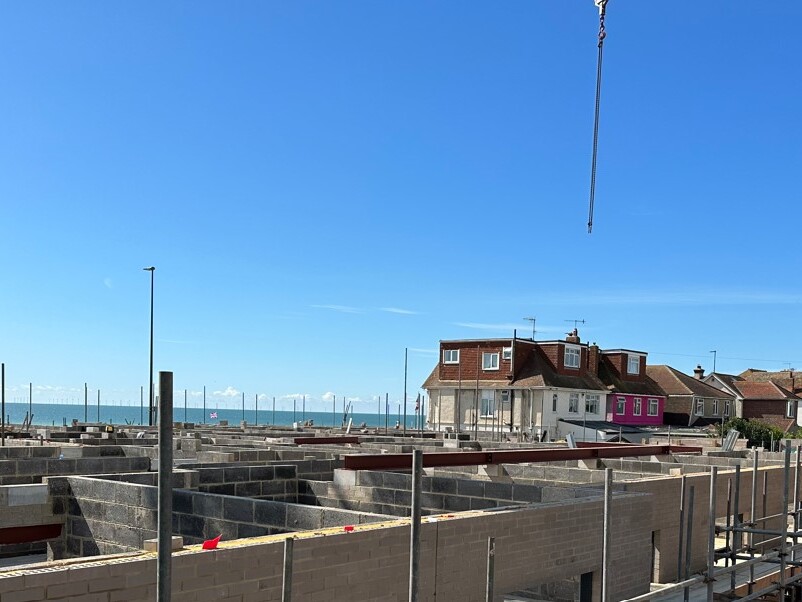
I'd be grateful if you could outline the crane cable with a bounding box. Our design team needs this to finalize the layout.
[587,0,608,234]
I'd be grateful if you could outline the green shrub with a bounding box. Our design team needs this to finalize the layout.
[714,417,788,449]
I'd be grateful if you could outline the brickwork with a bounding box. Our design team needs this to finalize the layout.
[0,493,652,601]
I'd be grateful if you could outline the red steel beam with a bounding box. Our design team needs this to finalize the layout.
[0,523,63,545]
[341,444,702,471]
[293,436,360,445]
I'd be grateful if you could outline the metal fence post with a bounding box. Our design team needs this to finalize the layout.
[157,371,173,602]
[409,449,422,602]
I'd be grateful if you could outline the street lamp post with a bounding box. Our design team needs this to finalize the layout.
[144,267,155,426]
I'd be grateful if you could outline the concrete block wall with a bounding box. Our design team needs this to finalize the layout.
[172,489,390,545]
[0,484,58,529]
[623,464,789,583]
[195,464,299,501]
[0,493,652,602]
[299,469,601,517]
[0,455,151,485]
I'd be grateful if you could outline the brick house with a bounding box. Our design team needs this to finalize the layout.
[704,372,800,432]
[597,349,665,426]
[422,329,609,440]
[645,365,735,427]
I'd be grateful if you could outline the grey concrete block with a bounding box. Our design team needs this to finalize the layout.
[223,467,250,483]
[193,493,223,518]
[235,481,262,497]
[469,498,496,510]
[456,479,485,497]
[173,489,194,514]
[484,481,513,500]
[198,468,225,484]
[383,472,411,490]
[442,495,471,512]
[223,496,254,523]
[249,466,275,481]
[255,501,287,528]
[274,465,296,480]
[179,513,206,538]
[237,523,269,538]
[429,477,457,495]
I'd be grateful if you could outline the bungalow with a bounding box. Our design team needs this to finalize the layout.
[645,365,735,427]
[597,349,665,426]
[423,329,609,441]
[704,372,800,433]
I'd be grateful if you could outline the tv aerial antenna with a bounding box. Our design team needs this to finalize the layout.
[523,317,537,340]
[565,319,586,331]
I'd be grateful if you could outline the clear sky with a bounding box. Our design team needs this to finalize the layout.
[1,2,800,412]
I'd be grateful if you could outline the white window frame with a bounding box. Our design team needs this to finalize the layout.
[648,398,659,416]
[585,394,600,415]
[564,346,581,369]
[724,400,731,416]
[482,352,500,371]
[713,400,719,416]
[694,398,704,416]
[633,397,642,416]
[787,400,796,419]
[568,393,579,413]
[502,347,512,361]
[443,349,459,364]
[627,355,640,375]
[616,396,626,415]
[480,390,496,417]
[500,390,510,404]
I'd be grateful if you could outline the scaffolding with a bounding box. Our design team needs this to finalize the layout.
[623,444,802,602]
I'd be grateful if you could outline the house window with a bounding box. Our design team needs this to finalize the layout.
[502,347,512,360]
[481,390,496,416]
[443,349,459,364]
[616,397,626,415]
[482,352,499,371]
[787,400,796,419]
[500,390,510,404]
[633,398,642,415]
[552,393,558,412]
[713,400,719,416]
[585,394,600,415]
[648,398,659,416]
[724,400,731,416]
[694,398,704,416]
[564,346,580,369]
[569,393,579,413]
[627,355,640,375]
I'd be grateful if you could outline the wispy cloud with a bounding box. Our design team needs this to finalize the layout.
[157,338,195,344]
[281,393,311,401]
[380,307,419,315]
[310,304,363,314]
[321,391,336,402]
[408,347,437,355]
[531,290,802,307]
[103,277,113,289]
[213,386,240,398]
[454,322,530,332]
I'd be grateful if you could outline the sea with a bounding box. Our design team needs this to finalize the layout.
[1,402,424,429]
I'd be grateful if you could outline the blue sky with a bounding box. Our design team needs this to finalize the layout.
[1,2,801,412]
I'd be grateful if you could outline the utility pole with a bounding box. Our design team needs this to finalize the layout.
[710,350,717,374]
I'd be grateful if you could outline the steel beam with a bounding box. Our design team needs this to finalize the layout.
[342,444,702,471]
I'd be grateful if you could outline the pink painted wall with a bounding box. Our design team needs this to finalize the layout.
[606,393,664,425]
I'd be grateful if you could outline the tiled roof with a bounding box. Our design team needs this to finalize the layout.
[597,356,666,397]
[422,346,608,392]
[733,381,797,400]
[646,365,735,400]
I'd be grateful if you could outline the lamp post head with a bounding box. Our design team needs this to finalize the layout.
[143,266,155,272]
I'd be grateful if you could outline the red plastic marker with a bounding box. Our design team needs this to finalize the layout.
[202,534,222,550]
[343,525,354,532]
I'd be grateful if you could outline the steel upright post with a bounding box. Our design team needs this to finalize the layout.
[409,449,422,602]
[683,486,695,602]
[184,389,187,423]
[485,537,496,602]
[203,386,206,424]
[28,382,32,425]
[677,475,687,582]
[781,445,791,595]
[602,467,613,602]
[157,371,173,602]
[282,537,294,602]
[707,467,717,602]
[749,450,759,594]
[84,382,88,423]
[97,389,100,422]
[732,465,741,591]
[273,396,276,426]
[255,394,258,426]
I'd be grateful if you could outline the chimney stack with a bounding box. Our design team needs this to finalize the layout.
[693,365,705,380]
[587,344,599,376]
[566,328,581,344]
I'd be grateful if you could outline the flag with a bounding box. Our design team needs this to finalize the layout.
[210,411,218,419]
[202,534,222,550]
[414,394,420,413]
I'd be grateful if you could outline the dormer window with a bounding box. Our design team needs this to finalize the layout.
[627,355,640,375]
[482,352,500,371]
[443,349,460,364]
[564,346,580,369]
[502,347,512,361]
